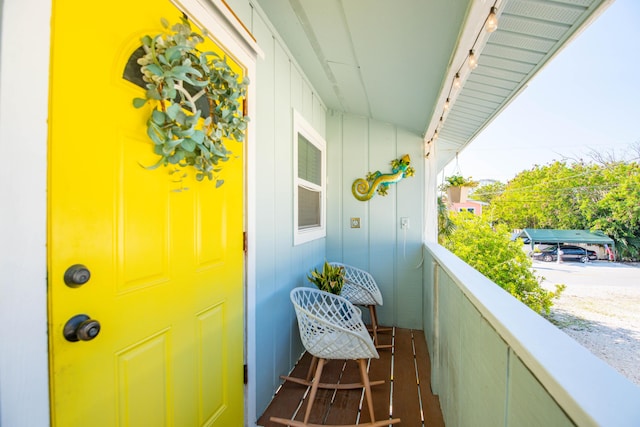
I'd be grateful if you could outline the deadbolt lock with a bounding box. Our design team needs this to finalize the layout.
[64,264,91,287]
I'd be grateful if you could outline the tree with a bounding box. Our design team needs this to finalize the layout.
[489,159,640,260]
[471,180,505,204]
[437,196,455,244]
[582,162,640,260]
[490,161,594,230]
[442,212,564,314]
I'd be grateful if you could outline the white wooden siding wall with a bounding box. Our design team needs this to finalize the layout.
[326,112,424,329]
[239,1,328,416]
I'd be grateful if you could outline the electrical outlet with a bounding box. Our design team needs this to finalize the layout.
[350,217,361,228]
[401,217,409,230]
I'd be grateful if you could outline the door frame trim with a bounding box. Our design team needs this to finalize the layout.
[0,0,52,425]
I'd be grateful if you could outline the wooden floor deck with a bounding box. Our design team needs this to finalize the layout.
[257,328,444,426]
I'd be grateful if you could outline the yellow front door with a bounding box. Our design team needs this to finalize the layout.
[48,1,245,425]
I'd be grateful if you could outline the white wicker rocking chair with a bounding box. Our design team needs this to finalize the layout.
[329,262,391,349]
[270,287,400,427]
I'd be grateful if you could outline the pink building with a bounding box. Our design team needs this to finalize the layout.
[450,199,487,216]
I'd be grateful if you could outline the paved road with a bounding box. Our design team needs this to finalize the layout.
[535,259,640,289]
[534,260,640,386]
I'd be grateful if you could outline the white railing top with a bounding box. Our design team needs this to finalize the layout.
[424,242,640,427]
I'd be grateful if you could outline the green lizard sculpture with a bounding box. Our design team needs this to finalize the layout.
[352,155,415,201]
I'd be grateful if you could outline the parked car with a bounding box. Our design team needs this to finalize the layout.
[537,245,597,263]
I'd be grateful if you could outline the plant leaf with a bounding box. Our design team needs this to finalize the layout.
[175,110,188,126]
[147,122,166,145]
[133,98,147,108]
[181,138,196,152]
[166,103,182,121]
[168,151,185,164]
[165,46,182,63]
[144,63,163,77]
[139,157,165,170]
[146,87,162,100]
[191,130,205,144]
[151,109,166,125]
[165,138,184,150]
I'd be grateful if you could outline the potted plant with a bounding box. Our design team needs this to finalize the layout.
[440,174,478,203]
[307,262,345,295]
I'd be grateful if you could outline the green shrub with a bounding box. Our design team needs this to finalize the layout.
[442,212,564,314]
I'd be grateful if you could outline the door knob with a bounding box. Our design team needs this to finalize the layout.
[64,264,91,287]
[63,314,101,342]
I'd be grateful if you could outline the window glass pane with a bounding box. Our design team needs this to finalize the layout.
[298,134,321,185]
[298,186,321,229]
[123,46,147,89]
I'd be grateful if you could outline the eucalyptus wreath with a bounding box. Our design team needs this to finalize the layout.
[133,18,250,186]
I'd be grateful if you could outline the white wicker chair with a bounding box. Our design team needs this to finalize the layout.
[271,287,400,427]
[330,262,391,349]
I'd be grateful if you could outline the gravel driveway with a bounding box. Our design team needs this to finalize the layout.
[535,260,640,386]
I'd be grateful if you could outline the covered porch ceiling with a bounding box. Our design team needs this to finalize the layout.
[254,0,612,172]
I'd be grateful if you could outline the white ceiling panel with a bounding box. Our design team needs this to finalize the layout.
[253,0,611,172]
[328,61,370,116]
[300,0,354,66]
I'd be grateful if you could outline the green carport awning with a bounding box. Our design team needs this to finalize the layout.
[518,229,614,245]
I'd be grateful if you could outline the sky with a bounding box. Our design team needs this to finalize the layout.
[441,0,640,183]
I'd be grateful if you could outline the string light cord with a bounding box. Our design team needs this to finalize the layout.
[469,167,622,196]
[475,182,639,199]
[425,2,499,159]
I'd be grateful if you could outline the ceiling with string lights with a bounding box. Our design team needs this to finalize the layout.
[255,0,612,172]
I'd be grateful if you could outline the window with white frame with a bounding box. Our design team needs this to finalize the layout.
[293,110,326,245]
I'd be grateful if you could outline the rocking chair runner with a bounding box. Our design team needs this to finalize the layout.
[330,262,392,349]
[270,287,400,427]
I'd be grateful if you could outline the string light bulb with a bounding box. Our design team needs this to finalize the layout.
[453,73,461,89]
[486,7,498,33]
[468,49,478,70]
[435,7,497,147]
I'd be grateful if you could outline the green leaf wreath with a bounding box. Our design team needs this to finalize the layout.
[133,17,250,185]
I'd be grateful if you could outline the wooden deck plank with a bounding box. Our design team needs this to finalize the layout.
[321,359,363,425]
[294,358,349,425]
[257,352,313,426]
[390,328,422,423]
[258,328,443,427]
[413,331,445,427]
[359,330,392,424]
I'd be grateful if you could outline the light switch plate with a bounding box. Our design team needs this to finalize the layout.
[401,217,409,229]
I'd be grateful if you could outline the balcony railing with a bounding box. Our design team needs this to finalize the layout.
[423,242,640,426]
